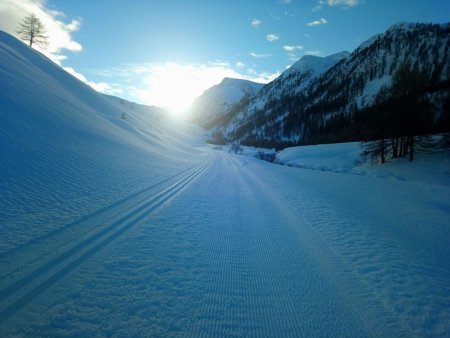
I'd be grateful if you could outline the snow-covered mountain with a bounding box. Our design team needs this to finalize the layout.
[262,51,351,100]
[206,22,450,148]
[190,52,349,133]
[188,77,263,129]
[218,51,350,142]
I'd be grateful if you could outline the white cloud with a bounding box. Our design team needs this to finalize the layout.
[266,34,280,42]
[283,45,303,61]
[307,18,328,26]
[209,60,230,67]
[0,0,83,64]
[313,0,359,11]
[251,18,262,28]
[236,61,245,68]
[312,0,325,11]
[327,0,359,6]
[283,45,303,52]
[245,68,280,83]
[305,50,323,56]
[250,52,271,59]
[63,66,122,95]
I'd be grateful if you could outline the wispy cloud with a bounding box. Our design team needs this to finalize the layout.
[307,18,328,26]
[236,61,245,68]
[63,67,122,95]
[251,18,262,28]
[0,0,83,64]
[327,0,360,7]
[313,0,360,11]
[246,68,280,83]
[209,60,230,67]
[283,45,303,52]
[266,34,280,42]
[305,50,323,56]
[250,52,271,59]
[312,0,325,11]
[283,45,303,61]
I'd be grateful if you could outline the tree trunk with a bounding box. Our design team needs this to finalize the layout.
[409,136,414,161]
[392,137,398,158]
[399,136,404,157]
[403,136,410,156]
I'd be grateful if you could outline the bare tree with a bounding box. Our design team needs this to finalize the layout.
[17,14,48,49]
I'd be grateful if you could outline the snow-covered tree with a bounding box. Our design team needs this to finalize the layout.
[17,14,48,49]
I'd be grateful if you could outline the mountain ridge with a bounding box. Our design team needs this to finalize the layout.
[198,22,450,148]
[188,77,263,129]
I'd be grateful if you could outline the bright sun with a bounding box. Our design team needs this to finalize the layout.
[141,62,240,119]
[143,63,210,118]
[158,73,197,116]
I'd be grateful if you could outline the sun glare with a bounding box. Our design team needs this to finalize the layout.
[140,62,248,119]
[160,73,198,117]
[141,63,207,118]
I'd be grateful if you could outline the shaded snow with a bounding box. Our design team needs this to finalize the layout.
[276,141,450,186]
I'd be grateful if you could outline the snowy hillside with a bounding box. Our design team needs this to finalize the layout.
[188,77,263,129]
[263,51,351,100]
[0,30,208,254]
[207,22,450,148]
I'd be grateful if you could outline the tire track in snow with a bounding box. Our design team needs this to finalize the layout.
[0,156,214,323]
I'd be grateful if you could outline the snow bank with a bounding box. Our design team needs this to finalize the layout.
[276,142,363,173]
[276,142,450,186]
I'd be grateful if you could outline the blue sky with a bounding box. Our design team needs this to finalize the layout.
[1,0,449,114]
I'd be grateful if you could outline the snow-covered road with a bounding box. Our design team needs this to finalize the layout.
[1,149,450,337]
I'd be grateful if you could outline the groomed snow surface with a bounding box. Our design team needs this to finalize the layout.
[1,30,450,337]
[2,146,450,337]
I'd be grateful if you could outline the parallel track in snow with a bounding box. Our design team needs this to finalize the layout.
[0,155,213,322]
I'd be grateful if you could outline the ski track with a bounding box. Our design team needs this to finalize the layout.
[1,150,449,337]
[0,156,213,329]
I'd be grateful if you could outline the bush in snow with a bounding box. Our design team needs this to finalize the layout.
[230,142,243,154]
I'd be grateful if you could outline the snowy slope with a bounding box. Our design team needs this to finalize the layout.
[271,51,351,96]
[0,30,208,254]
[188,77,263,129]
